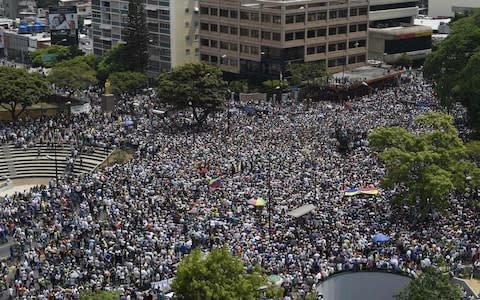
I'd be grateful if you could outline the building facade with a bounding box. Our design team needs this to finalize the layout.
[367,0,431,63]
[199,0,369,80]
[0,0,37,20]
[427,0,480,18]
[91,0,199,77]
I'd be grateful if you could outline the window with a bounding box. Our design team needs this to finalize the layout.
[201,38,209,46]
[328,43,336,52]
[337,57,346,65]
[251,46,259,54]
[220,9,228,17]
[350,8,358,16]
[200,23,209,30]
[272,32,281,41]
[262,14,272,23]
[230,10,238,18]
[210,24,217,32]
[210,40,218,48]
[273,15,281,24]
[316,45,326,53]
[308,13,316,21]
[317,28,326,36]
[230,27,238,35]
[210,8,218,16]
[201,54,209,61]
[337,42,346,50]
[251,13,259,21]
[339,9,347,18]
[220,25,229,33]
[220,41,229,50]
[308,30,316,38]
[358,7,367,15]
[285,32,294,41]
[358,23,367,31]
[286,15,294,24]
[307,47,315,55]
[240,28,249,36]
[329,10,337,19]
[349,24,357,32]
[240,11,249,20]
[295,14,305,23]
[230,43,238,51]
[251,29,259,38]
[328,58,337,67]
[329,27,337,35]
[262,31,271,40]
[318,11,327,20]
[338,26,347,34]
[295,31,305,40]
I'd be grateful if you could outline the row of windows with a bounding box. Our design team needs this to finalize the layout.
[200,7,367,24]
[327,54,366,67]
[200,39,259,55]
[200,54,238,67]
[306,39,366,55]
[200,23,367,41]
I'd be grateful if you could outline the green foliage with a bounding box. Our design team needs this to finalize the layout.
[48,56,98,90]
[96,44,130,83]
[0,66,51,120]
[125,0,149,72]
[369,112,480,216]
[79,290,119,300]
[395,267,462,300]
[156,62,226,125]
[423,9,480,132]
[261,80,289,92]
[393,53,413,66]
[288,62,328,101]
[108,71,148,95]
[30,45,71,68]
[172,246,266,300]
[228,80,249,94]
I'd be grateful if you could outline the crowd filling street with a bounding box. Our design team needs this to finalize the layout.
[0,70,478,300]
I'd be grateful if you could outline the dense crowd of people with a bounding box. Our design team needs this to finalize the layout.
[0,70,478,300]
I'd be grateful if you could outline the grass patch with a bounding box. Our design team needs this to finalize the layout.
[101,149,133,167]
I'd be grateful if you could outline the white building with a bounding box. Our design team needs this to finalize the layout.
[91,0,199,77]
[428,0,480,18]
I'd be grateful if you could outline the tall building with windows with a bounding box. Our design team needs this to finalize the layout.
[91,0,199,77]
[199,0,369,80]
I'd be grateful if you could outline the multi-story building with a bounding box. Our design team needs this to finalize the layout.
[198,0,369,80]
[60,0,92,18]
[427,0,480,18]
[368,0,431,63]
[91,0,199,77]
[0,0,37,20]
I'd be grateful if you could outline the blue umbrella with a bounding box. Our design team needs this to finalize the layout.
[373,233,390,243]
[124,120,134,126]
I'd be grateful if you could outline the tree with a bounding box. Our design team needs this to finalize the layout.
[48,56,98,90]
[171,246,266,300]
[395,267,462,300]
[156,62,226,125]
[30,45,71,68]
[368,112,480,216]
[393,53,412,66]
[96,45,130,83]
[125,0,149,72]
[0,66,51,120]
[79,290,119,300]
[288,62,328,101]
[108,71,148,95]
[423,9,480,132]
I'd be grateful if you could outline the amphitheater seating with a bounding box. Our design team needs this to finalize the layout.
[0,144,111,180]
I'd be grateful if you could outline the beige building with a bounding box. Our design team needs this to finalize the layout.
[199,0,369,80]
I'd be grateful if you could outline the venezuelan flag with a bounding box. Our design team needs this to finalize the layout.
[344,187,379,196]
[208,177,222,192]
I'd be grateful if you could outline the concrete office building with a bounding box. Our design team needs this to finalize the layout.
[60,0,92,18]
[0,0,37,20]
[91,0,199,77]
[368,0,431,63]
[199,0,369,80]
[427,0,480,18]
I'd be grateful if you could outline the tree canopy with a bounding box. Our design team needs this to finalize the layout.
[171,246,266,300]
[125,0,149,72]
[288,62,328,101]
[108,71,148,95]
[96,45,131,84]
[368,112,480,216]
[30,45,72,68]
[0,66,51,120]
[156,62,226,125]
[423,9,480,132]
[395,267,462,300]
[48,55,98,90]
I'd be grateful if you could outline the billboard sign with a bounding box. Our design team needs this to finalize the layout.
[49,6,78,30]
[49,6,78,47]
